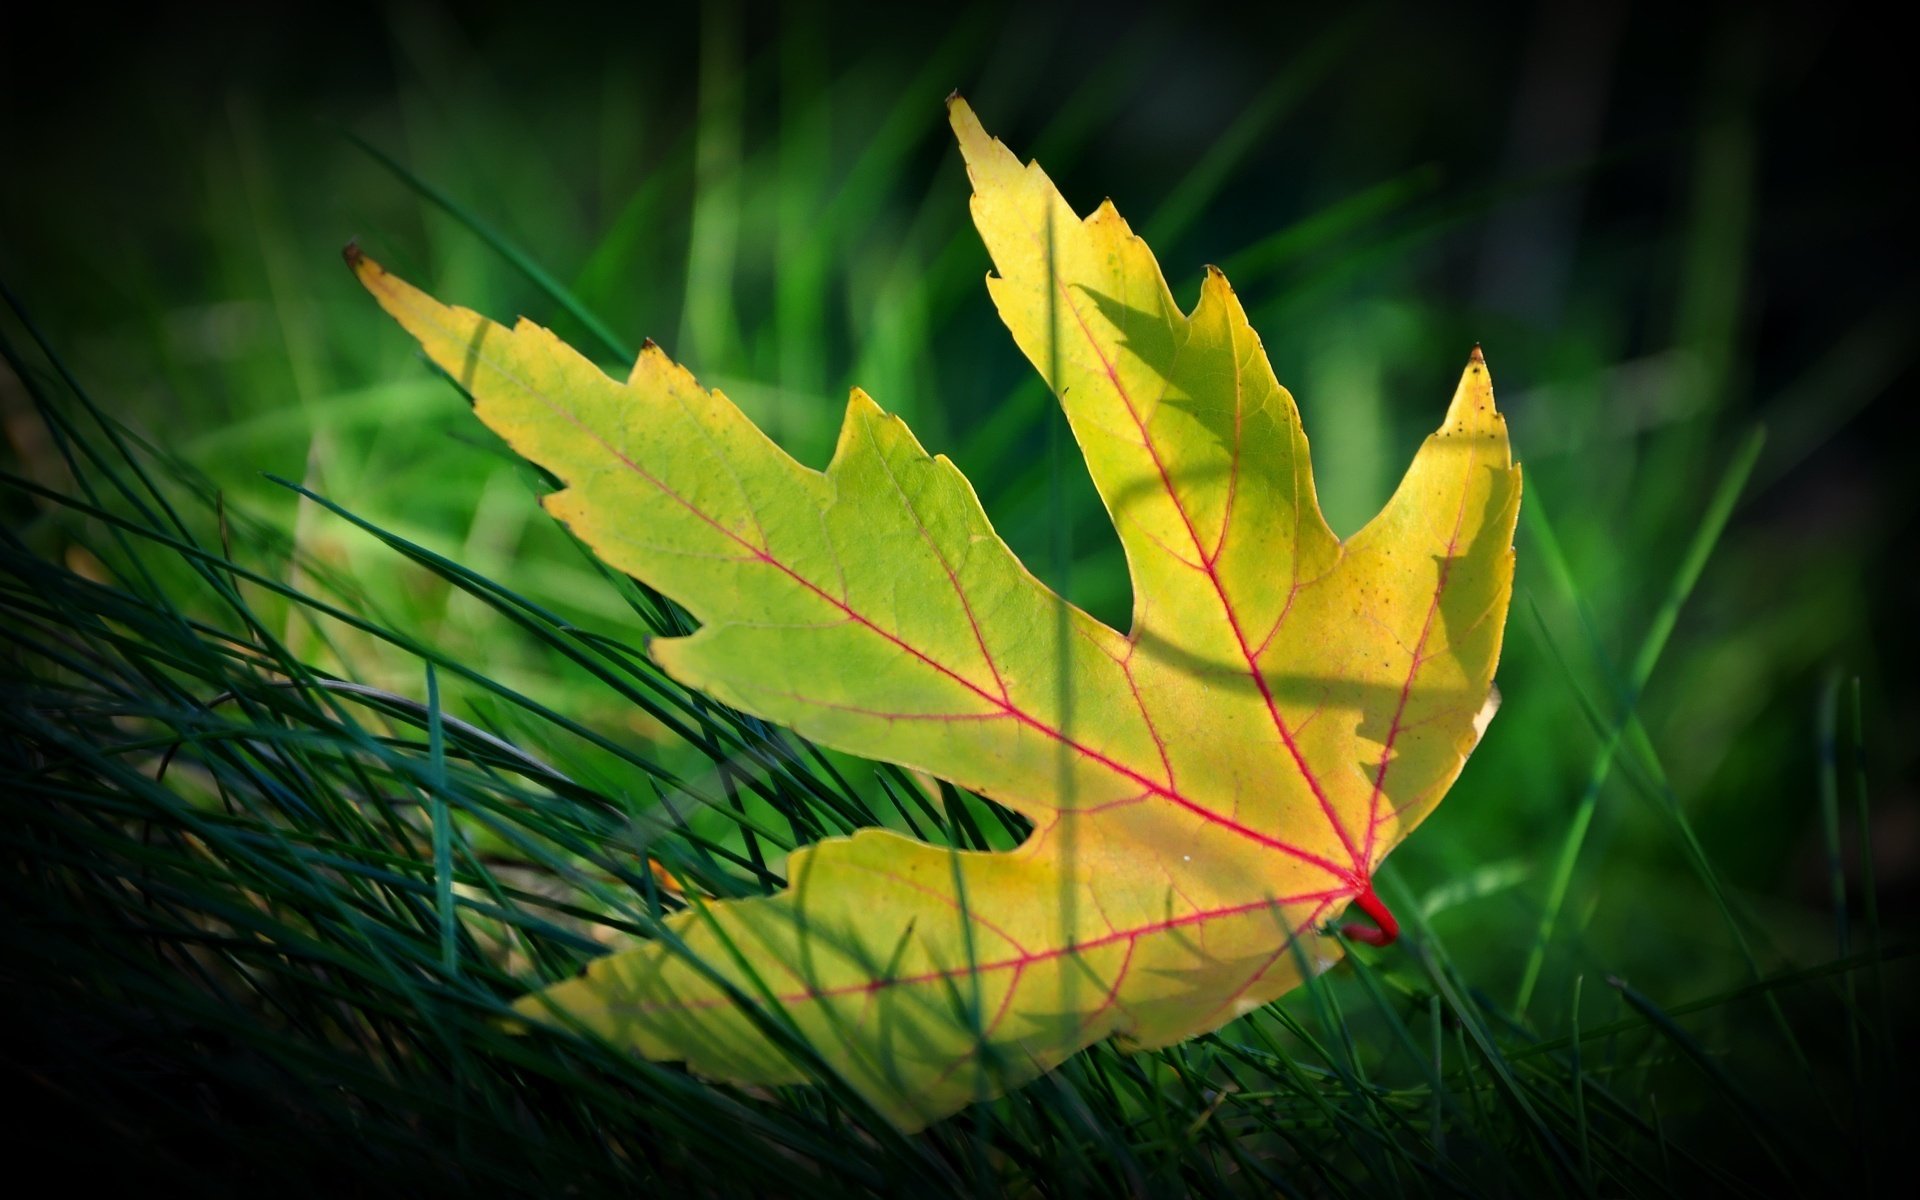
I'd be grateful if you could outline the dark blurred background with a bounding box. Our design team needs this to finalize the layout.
[3,0,1915,1179]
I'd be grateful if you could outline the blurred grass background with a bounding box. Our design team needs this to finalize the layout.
[3,0,1915,1192]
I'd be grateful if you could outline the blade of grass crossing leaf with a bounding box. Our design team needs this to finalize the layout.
[653,894,897,1130]
[1041,192,1088,1047]
[1516,427,1764,1015]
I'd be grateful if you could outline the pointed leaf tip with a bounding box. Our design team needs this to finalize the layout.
[947,95,991,154]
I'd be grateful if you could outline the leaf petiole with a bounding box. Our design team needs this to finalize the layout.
[1341,885,1400,948]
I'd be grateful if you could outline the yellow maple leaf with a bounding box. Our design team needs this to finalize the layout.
[352,96,1520,1130]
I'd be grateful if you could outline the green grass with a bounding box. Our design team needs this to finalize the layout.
[3,3,1913,1194]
